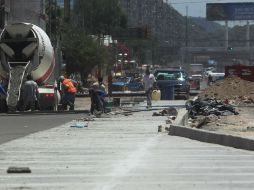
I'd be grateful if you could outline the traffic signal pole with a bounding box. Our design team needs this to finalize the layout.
[225,20,228,49]
[64,0,70,22]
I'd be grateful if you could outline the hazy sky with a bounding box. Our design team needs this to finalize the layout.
[170,0,254,17]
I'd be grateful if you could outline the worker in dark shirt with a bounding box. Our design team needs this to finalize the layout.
[20,75,39,111]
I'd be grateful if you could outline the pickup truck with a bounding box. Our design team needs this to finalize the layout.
[111,76,143,91]
[154,68,190,100]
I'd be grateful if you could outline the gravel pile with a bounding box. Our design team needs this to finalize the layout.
[200,76,254,105]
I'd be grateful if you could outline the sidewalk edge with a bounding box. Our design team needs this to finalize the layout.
[169,109,254,151]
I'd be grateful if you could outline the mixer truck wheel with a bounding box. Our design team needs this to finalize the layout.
[0,99,7,113]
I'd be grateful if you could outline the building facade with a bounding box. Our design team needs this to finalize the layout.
[0,0,45,31]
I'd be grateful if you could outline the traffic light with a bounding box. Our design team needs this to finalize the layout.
[128,27,151,39]
[143,25,151,39]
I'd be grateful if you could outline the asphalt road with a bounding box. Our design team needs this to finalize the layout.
[0,113,85,144]
[0,96,188,145]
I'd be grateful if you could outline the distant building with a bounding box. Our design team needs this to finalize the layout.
[57,0,64,8]
[10,0,45,29]
[57,0,73,9]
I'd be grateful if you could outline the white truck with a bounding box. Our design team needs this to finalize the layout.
[0,23,60,111]
[189,64,203,90]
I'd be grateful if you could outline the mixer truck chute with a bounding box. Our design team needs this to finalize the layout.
[0,23,59,111]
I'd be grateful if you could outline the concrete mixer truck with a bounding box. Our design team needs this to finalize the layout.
[0,23,60,111]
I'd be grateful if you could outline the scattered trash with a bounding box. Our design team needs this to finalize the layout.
[168,116,176,120]
[158,125,163,132]
[82,117,95,121]
[166,119,173,124]
[7,167,31,173]
[70,120,88,128]
[93,110,102,118]
[153,107,178,117]
[158,125,170,133]
[189,116,210,128]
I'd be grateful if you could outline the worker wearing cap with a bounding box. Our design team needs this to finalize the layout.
[58,76,77,110]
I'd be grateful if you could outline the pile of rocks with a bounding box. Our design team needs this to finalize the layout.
[200,76,254,105]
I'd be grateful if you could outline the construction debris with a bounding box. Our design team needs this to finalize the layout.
[158,125,170,133]
[189,116,210,128]
[153,108,178,117]
[186,98,239,119]
[70,120,88,128]
[7,167,31,174]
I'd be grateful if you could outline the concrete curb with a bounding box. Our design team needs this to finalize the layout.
[169,109,254,151]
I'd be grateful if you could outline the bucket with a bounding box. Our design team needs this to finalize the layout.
[152,90,161,100]
[105,100,113,112]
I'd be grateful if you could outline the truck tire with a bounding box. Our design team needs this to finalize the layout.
[0,99,7,113]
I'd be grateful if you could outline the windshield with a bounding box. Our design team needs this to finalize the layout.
[155,70,187,81]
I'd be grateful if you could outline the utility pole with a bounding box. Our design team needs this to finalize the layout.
[246,20,250,49]
[225,20,228,49]
[185,6,188,47]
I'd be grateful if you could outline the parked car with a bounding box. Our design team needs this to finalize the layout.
[111,76,143,91]
[154,68,190,100]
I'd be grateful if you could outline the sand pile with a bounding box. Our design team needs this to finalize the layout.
[200,76,254,105]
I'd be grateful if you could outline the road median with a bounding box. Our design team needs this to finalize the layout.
[169,108,254,151]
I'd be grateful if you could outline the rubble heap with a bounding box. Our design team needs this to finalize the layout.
[186,98,239,119]
[200,76,254,105]
[186,98,239,129]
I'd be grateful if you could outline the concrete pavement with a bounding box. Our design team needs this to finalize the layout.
[1,100,254,189]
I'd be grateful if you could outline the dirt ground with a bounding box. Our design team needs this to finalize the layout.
[200,76,254,105]
[195,76,254,139]
[197,106,254,139]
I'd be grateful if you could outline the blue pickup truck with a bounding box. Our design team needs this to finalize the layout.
[154,68,190,100]
[111,76,143,91]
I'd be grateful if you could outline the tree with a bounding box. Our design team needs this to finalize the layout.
[61,26,110,86]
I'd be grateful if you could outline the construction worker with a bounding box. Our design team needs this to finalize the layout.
[58,76,77,110]
[143,69,156,109]
[20,74,39,111]
[89,77,107,114]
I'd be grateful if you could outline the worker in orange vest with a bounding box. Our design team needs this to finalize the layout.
[59,76,77,110]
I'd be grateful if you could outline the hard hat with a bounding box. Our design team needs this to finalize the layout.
[58,75,65,82]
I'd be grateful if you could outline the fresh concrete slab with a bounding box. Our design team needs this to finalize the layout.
[1,102,254,189]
